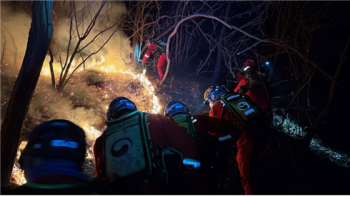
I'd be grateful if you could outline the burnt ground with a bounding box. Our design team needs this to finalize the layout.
[145,67,350,194]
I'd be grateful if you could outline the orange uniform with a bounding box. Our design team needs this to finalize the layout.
[209,101,254,195]
[234,78,270,113]
[142,43,171,80]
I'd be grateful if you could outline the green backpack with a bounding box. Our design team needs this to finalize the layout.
[171,114,196,138]
[219,92,266,133]
[103,111,184,187]
[153,40,167,54]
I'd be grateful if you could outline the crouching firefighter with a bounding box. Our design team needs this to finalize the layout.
[204,85,272,195]
[93,97,200,194]
[142,39,172,80]
[164,100,239,193]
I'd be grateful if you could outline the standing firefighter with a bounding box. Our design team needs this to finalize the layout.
[234,59,270,113]
[93,97,199,194]
[204,85,272,195]
[142,39,171,80]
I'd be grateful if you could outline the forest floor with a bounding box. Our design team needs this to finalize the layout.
[146,67,350,194]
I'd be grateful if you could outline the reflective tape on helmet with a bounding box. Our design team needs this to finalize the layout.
[218,134,232,141]
[243,66,250,71]
[183,158,201,168]
[51,140,78,149]
[145,55,149,58]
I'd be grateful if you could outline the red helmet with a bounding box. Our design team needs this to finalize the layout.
[242,59,255,73]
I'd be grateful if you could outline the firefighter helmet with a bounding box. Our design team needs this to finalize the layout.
[107,97,137,120]
[19,119,87,169]
[204,85,229,103]
[164,100,189,118]
[242,58,255,73]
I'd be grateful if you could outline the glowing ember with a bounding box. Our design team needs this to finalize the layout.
[12,163,26,185]
[11,147,27,185]
[83,123,103,139]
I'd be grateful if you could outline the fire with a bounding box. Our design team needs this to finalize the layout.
[12,163,27,185]
[12,145,27,185]
[83,123,102,139]
[115,68,161,114]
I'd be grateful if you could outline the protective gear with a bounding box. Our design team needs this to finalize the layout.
[154,40,167,54]
[242,58,255,73]
[210,94,271,195]
[234,76,269,113]
[219,93,266,133]
[203,85,229,103]
[142,40,171,80]
[171,114,196,138]
[164,101,195,138]
[104,111,153,182]
[107,97,137,120]
[164,100,189,118]
[19,119,86,169]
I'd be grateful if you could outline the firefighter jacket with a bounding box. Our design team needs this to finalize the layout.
[142,41,167,63]
[234,77,270,113]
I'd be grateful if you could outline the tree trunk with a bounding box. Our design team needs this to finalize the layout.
[1,0,53,186]
[210,2,232,84]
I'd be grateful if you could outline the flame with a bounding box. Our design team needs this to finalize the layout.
[83,123,102,139]
[115,68,161,113]
[12,164,27,185]
[12,148,27,185]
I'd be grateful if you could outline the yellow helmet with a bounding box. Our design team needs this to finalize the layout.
[204,86,214,101]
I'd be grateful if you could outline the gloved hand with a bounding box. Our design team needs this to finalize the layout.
[238,85,247,95]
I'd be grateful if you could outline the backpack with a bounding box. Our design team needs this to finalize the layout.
[171,114,196,138]
[219,92,267,134]
[103,111,185,191]
[240,72,263,95]
[153,40,167,54]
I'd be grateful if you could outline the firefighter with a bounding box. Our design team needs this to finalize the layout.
[142,39,171,80]
[164,100,239,193]
[234,58,270,113]
[3,120,112,194]
[93,97,199,194]
[163,100,233,138]
[204,85,272,195]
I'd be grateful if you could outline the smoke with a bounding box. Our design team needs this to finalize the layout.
[1,1,135,139]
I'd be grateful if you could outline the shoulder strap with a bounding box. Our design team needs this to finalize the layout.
[171,114,196,138]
